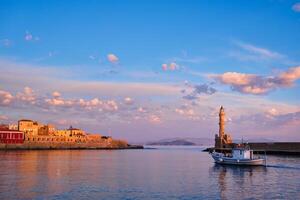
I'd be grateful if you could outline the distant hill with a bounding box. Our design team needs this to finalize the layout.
[146,137,214,146]
[147,139,195,146]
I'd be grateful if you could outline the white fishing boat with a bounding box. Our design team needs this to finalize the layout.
[211,146,266,166]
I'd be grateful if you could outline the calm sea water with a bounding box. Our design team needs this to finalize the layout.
[0,146,300,200]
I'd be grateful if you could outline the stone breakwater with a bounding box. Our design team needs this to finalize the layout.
[203,142,300,155]
[0,134,142,150]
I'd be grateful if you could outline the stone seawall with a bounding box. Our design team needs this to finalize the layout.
[204,142,300,155]
[0,134,134,150]
[248,142,300,154]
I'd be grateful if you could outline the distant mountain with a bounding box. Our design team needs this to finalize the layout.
[148,139,196,146]
[146,137,214,146]
[140,137,276,146]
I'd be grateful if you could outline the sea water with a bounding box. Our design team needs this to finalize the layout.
[0,146,299,199]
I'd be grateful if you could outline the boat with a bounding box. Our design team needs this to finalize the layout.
[211,146,266,166]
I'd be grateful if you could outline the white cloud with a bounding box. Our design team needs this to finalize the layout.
[124,97,134,105]
[24,31,39,41]
[89,55,96,60]
[0,39,12,47]
[236,42,283,59]
[229,41,295,64]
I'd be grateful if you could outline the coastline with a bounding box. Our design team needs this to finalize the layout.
[0,144,144,150]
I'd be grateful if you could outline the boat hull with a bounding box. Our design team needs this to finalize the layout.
[212,154,265,166]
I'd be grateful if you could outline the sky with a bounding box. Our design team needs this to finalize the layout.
[0,0,300,143]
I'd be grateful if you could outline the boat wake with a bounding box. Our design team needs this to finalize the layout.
[266,164,300,170]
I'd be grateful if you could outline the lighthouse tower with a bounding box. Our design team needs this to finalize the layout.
[219,106,225,139]
[215,106,232,149]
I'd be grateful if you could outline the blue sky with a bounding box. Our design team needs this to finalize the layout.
[1,0,300,142]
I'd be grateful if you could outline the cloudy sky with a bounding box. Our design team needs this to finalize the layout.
[1,0,300,142]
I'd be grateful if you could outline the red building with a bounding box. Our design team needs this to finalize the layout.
[0,127,24,144]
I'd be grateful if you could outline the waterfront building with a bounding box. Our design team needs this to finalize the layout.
[0,126,24,144]
[18,119,39,136]
[67,126,85,137]
[38,124,56,135]
[215,106,232,149]
[8,124,18,130]
[54,129,69,137]
[0,119,129,149]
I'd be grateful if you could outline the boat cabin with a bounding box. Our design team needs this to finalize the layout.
[232,148,253,159]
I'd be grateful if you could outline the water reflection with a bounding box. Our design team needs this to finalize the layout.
[211,164,268,199]
[0,150,117,199]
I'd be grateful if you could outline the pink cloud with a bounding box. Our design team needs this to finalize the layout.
[107,53,119,63]
[149,114,161,124]
[16,87,36,104]
[277,66,300,86]
[0,115,8,120]
[161,62,179,71]
[45,98,68,106]
[212,66,300,95]
[52,91,61,98]
[137,107,146,113]
[0,90,13,105]
[45,93,119,112]
[162,63,168,71]
[169,62,178,70]
[175,108,195,117]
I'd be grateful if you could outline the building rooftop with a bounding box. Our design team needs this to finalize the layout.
[18,119,33,122]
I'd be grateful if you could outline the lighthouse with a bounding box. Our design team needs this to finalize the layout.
[219,106,225,138]
[215,106,232,149]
